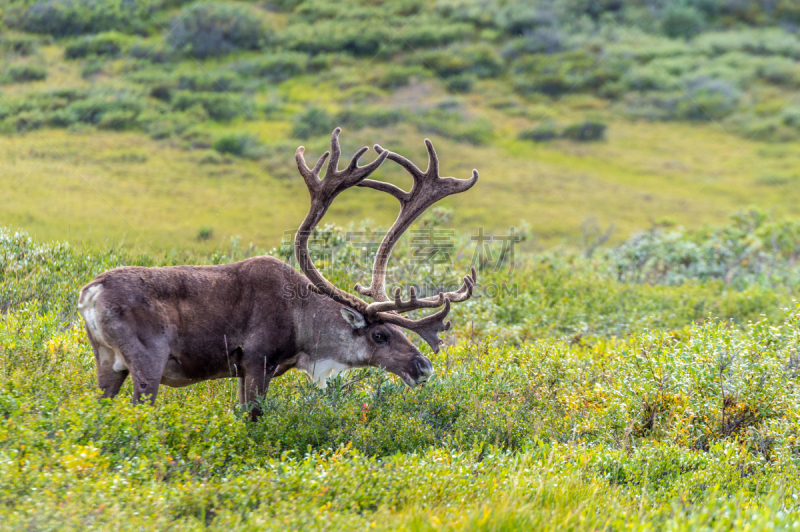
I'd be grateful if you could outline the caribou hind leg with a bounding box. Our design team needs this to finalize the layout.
[89,335,129,399]
[103,325,170,406]
[126,342,170,405]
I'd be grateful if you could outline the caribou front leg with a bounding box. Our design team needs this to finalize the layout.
[238,359,276,421]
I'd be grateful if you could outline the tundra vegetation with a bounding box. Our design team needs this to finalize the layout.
[4,209,800,529]
[3,0,800,529]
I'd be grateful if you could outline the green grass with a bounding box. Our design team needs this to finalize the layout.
[3,230,800,529]
[3,120,800,254]
[3,225,800,529]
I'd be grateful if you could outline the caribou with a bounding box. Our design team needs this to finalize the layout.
[78,128,478,419]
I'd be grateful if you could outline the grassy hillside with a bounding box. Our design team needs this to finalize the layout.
[2,1,800,251]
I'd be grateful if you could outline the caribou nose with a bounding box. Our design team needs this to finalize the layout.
[414,356,434,379]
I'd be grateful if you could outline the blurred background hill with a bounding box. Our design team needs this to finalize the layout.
[1,0,800,252]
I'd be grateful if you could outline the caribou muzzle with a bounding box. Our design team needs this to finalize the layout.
[400,355,434,387]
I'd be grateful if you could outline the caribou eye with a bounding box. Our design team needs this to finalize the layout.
[372,332,387,344]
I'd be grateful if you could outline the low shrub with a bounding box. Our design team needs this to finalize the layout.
[519,122,559,142]
[128,40,174,63]
[196,226,214,241]
[176,73,245,93]
[212,134,261,158]
[376,65,430,89]
[755,56,800,88]
[446,73,475,93]
[67,93,144,129]
[0,35,39,56]
[279,18,472,57]
[292,106,337,139]
[10,0,155,37]
[676,77,740,120]
[413,43,504,80]
[608,209,800,289]
[562,121,606,142]
[80,59,104,79]
[502,28,564,59]
[513,51,628,97]
[5,64,47,83]
[661,4,706,39]
[168,2,269,59]
[64,32,129,59]
[0,88,146,132]
[234,52,309,82]
[171,92,253,122]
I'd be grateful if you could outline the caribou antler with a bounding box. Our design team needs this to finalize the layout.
[354,138,479,350]
[294,129,479,352]
[355,139,478,310]
[294,127,388,313]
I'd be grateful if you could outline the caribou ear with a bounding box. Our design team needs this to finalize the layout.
[340,307,367,329]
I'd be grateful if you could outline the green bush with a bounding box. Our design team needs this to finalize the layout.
[292,106,337,139]
[502,27,564,59]
[279,17,472,57]
[128,40,174,63]
[176,72,245,93]
[0,35,39,56]
[677,77,740,120]
[171,92,252,122]
[5,64,47,83]
[662,4,706,39]
[11,0,156,37]
[755,56,800,88]
[608,209,800,289]
[414,43,504,79]
[513,51,628,97]
[80,59,104,79]
[67,93,144,128]
[446,73,475,93]
[562,121,606,142]
[234,52,309,82]
[64,32,129,59]
[212,134,261,158]
[168,2,268,59]
[0,88,146,132]
[196,226,214,241]
[375,65,430,89]
[519,122,559,142]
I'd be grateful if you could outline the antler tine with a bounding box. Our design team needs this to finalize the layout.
[373,143,424,179]
[363,286,446,314]
[424,138,439,177]
[325,127,342,178]
[294,127,389,313]
[347,146,370,171]
[374,299,453,352]
[295,146,324,187]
